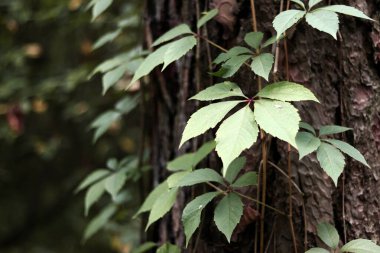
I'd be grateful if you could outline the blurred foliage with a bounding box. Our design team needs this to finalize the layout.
[0,0,144,252]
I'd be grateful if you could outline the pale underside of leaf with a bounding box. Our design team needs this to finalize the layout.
[216,106,259,174]
[296,132,321,159]
[306,10,339,39]
[162,36,197,70]
[273,10,306,38]
[180,101,242,147]
[190,81,247,101]
[316,143,345,186]
[256,81,319,102]
[254,99,300,148]
[152,24,193,47]
[250,53,274,81]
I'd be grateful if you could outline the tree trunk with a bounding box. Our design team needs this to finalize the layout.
[145,0,380,252]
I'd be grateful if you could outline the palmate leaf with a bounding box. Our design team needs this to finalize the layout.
[261,34,285,48]
[162,36,197,70]
[296,132,321,159]
[299,122,316,135]
[83,205,117,241]
[134,181,169,218]
[250,53,274,81]
[254,99,300,148]
[231,172,258,188]
[256,81,319,102]
[317,222,340,249]
[182,192,219,246]
[305,248,330,253]
[175,169,225,187]
[146,187,178,230]
[316,143,345,186]
[341,239,380,253]
[152,24,193,47]
[220,54,251,78]
[225,156,246,183]
[324,139,370,168]
[215,106,259,174]
[308,0,323,10]
[180,101,242,147]
[190,81,247,101]
[319,125,351,136]
[214,193,243,242]
[318,5,373,21]
[273,10,306,39]
[197,9,219,28]
[244,32,264,49]
[306,10,339,39]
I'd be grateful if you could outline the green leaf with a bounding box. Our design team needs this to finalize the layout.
[115,95,140,113]
[102,63,130,94]
[308,0,323,10]
[193,140,217,165]
[316,143,345,186]
[256,81,319,102]
[250,53,274,81]
[76,169,109,193]
[244,32,264,49]
[324,139,370,168]
[220,54,251,78]
[91,0,113,21]
[167,154,195,172]
[182,192,219,246]
[225,157,247,183]
[215,106,259,174]
[104,171,127,200]
[261,34,285,48]
[214,193,243,242]
[152,24,193,47]
[296,132,321,159]
[190,81,247,101]
[341,239,380,253]
[319,125,352,136]
[134,181,169,218]
[197,9,219,28]
[317,222,340,249]
[167,171,191,188]
[231,172,258,188]
[130,42,172,84]
[91,111,121,142]
[93,29,121,50]
[146,187,178,229]
[176,169,224,187]
[162,36,197,70]
[273,10,306,38]
[305,248,330,253]
[83,205,117,241]
[306,10,339,39]
[156,243,181,253]
[180,101,242,147]
[213,46,251,64]
[254,99,300,148]
[291,0,306,9]
[318,5,373,21]
[300,122,316,135]
[85,181,106,216]
[131,242,157,253]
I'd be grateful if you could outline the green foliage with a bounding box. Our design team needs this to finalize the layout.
[319,125,351,136]
[305,248,330,253]
[180,101,243,147]
[300,122,317,135]
[250,53,274,81]
[214,193,243,242]
[225,157,247,183]
[317,222,340,249]
[85,181,106,216]
[190,81,247,101]
[244,32,264,50]
[215,106,259,172]
[156,243,181,253]
[254,99,300,148]
[231,172,258,188]
[324,139,370,167]
[93,29,122,50]
[175,169,225,187]
[152,24,193,47]
[291,0,306,10]
[182,192,219,246]
[341,239,380,253]
[88,0,114,21]
[256,81,319,102]
[308,0,323,10]
[131,242,157,253]
[134,181,169,217]
[76,169,109,193]
[83,205,117,241]
[197,9,219,28]
[273,10,306,38]
[318,5,374,21]
[296,132,321,159]
[162,36,197,69]
[316,143,345,186]
[305,10,339,39]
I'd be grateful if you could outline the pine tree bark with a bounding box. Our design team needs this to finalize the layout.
[145,1,380,252]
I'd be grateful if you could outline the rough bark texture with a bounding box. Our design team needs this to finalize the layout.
[145,0,380,252]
